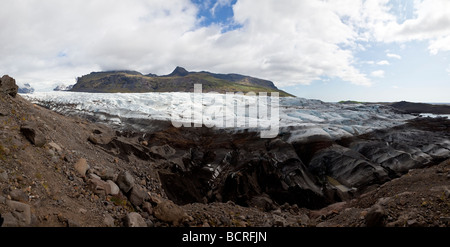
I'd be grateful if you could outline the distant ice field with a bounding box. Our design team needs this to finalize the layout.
[22,92,415,142]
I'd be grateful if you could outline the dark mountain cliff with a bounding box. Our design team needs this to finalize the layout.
[71,67,292,96]
[390,101,450,114]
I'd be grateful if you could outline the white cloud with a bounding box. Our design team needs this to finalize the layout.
[370,0,450,55]
[387,53,402,60]
[371,70,385,78]
[5,0,450,91]
[0,0,378,90]
[377,60,390,65]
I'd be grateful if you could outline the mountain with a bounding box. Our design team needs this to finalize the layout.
[71,67,293,96]
[390,101,450,114]
[53,84,74,91]
[17,83,35,94]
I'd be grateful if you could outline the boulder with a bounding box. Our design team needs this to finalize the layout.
[150,144,176,158]
[124,212,147,227]
[0,171,8,182]
[20,124,47,147]
[47,142,63,153]
[87,178,111,196]
[0,75,19,97]
[129,184,149,207]
[9,189,28,202]
[106,180,120,196]
[103,214,115,227]
[4,200,32,226]
[0,107,8,116]
[74,158,89,177]
[142,202,153,215]
[95,167,116,181]
[248,194,276,212]
[365,204,387,227]
[116,171,135,193]
[153,199,188,226]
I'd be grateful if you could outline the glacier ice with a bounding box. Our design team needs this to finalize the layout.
[22,92,415,142]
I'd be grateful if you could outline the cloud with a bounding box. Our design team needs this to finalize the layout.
[370,0,450,55]
[5,0,449,91]
[0,0,379,90]
[371,70,385,78]
[387,53,402,60]
[377,60,390,65]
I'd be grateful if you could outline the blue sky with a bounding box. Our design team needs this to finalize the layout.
[1,0,449,102]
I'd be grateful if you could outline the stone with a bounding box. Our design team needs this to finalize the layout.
[153,199,188,226]
[147,192,164,204]
[104,214,115,227]
[129,184,149,207]
[2,147,10,156]
[5,200,32,226]
[0,107,8,116]
[248,194,276,211]
[96,167,116,181]
[9,189,28,202]
[47,142,62,153]
[142,202,153,215]
[445,187,450,198]
[116,171,135,193]
[150,144,176,158]
[74,158,89,177]
[0,171,8,182]
[1,213,17,227]
[299,214,310,225]
[0,75,19,97]
[407,219,425,227]
[0,195,6,204]
[272,214,287,227]
[124,212,147,227]
[106,180,120,196]
[365,204,387,227]
[89,173,101,180]
[88,135,99,145]
[20,124,47,147]
[67,219,81,227]
[87,178,111,196]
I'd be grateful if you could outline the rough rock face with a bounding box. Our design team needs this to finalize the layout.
[136,128,330,209]
[79,116,450,212]
[20,123,47,147]
[0,75,19,97]
[308,144,390,189]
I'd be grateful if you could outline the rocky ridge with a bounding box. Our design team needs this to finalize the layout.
[1,75,450,227]
[70,67,293,96]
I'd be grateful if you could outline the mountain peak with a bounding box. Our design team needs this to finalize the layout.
[169,66,189,77]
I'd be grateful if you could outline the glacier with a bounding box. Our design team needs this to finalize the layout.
[22,92,415,142]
